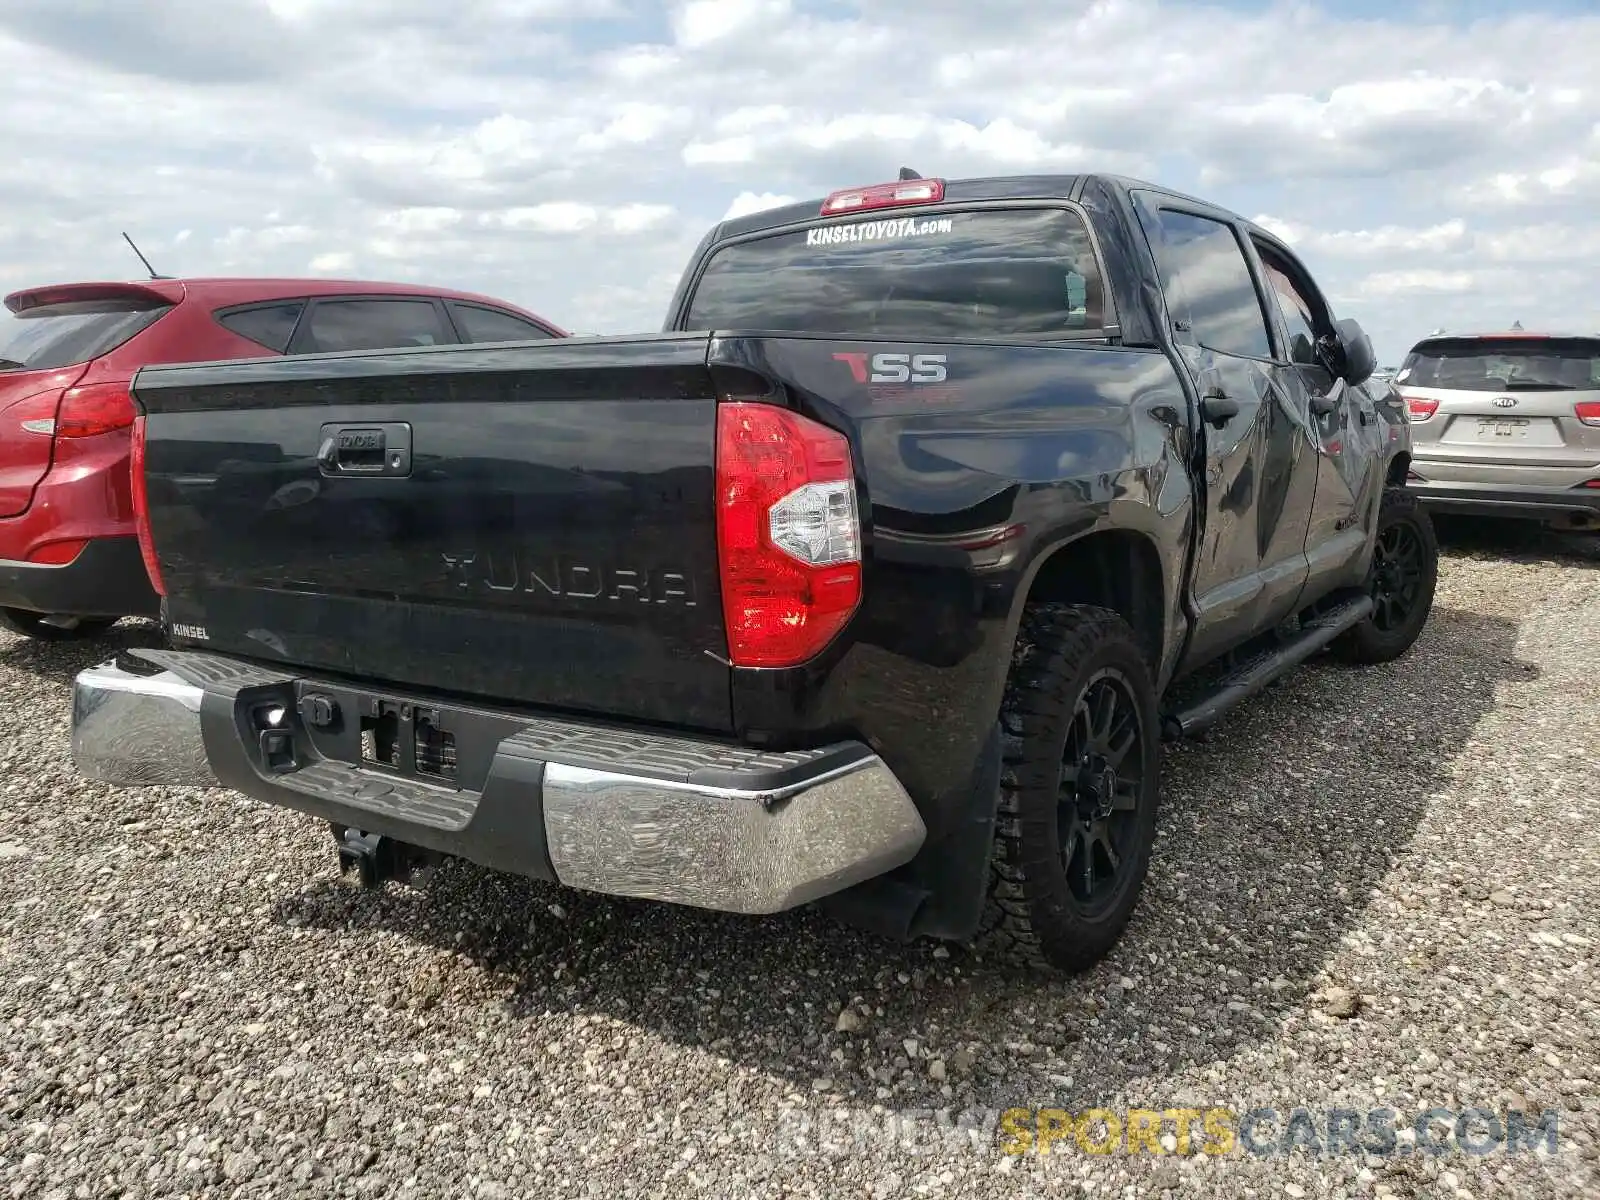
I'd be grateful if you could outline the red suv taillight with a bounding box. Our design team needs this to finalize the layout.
[1575,401,1600,427]
[129,414,164,596]
[715,402,862,668]
[56,382,136,438]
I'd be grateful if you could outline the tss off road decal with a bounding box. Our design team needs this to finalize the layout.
[832,352,949,384]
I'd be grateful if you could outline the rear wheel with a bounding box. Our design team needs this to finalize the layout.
[979,604,1162,973]
[1330,487,1438,665]
[0,609,118,641]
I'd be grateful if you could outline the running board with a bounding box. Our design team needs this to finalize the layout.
[1161,594,1374,741]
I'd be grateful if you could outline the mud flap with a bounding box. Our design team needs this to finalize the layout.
[816,720,1002,943]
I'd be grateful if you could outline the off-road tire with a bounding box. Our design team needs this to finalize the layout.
[0,609,118,641]
[978,603,1162,973]
[1329,486,1437,665]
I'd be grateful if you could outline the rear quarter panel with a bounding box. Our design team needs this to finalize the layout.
[714,333,1195,840]
[24,291,290,545]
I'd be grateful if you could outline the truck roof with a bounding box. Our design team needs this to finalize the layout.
[715,172,1262,242]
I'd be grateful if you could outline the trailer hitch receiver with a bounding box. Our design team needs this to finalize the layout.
[334,828,439,889]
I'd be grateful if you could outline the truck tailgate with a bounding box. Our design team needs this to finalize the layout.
[133,334,735,731]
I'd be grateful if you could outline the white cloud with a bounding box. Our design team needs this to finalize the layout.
[673,0,791,50]
[608,204,677,233]
[1357,270,1477,298]
[1459,151,1600,210]
[487,204,601,234]
[377,208,464,235]
[722,191,796,220]
[1255,217,1470,258]
[1,1,1598,355]
[1475,223,1600,264]
[308,251,355,273]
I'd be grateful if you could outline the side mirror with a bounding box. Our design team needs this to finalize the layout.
[1336,317,1377,387]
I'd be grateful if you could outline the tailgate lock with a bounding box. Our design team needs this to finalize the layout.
[317,422,412,478]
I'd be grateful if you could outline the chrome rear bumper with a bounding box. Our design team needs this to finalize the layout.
[72,659,213,788]
[70,655,926,915]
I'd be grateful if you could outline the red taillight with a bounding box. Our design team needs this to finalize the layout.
[1575,401,1600,427]
[1582,479,1600,489]
[26,539,87,565]
[1402,394,1439,421]
[129,414,164,596]
[56,382,136,439]
[715,402,862,668]
[821,178,945,216]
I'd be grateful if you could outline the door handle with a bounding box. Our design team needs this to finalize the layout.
[1309,376,1348,419]
[1199,389,1240,429]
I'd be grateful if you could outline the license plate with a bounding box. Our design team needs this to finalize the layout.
[1475,417,1530,440]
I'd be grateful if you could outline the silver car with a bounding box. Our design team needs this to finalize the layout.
[1396,331,1600,531]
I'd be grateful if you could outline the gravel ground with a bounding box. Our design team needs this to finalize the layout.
[1,518,1597,1199]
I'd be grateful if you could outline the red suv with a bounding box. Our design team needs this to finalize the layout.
[0,277,566,639]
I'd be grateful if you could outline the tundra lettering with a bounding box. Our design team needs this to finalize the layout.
[441,552,697,607]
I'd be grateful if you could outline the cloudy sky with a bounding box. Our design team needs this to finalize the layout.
[0,0,1594,365]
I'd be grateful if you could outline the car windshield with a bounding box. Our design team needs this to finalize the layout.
[1398,337,1600,392]
[0,298,172,372]
[682,206,1106,339]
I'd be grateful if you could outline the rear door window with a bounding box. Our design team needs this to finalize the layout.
[1399,337,1600,391]
[216,302,305,353]
[682,207,1105,338]
[448,303,557,344]
[0,299,172,372]
[296,298,454,353]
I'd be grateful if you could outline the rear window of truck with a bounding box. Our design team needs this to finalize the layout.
[0,299,172,372]
[683,207,1105,339]
[1399,337,1600,391]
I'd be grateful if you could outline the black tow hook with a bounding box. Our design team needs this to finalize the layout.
[335,828,439,889]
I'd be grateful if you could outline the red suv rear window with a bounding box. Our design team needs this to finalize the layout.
[0,298,173,373]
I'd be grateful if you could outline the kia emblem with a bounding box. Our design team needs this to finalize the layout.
[1492,396,1518,408]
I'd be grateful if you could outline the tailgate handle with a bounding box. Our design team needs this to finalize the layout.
[317,422,412,478]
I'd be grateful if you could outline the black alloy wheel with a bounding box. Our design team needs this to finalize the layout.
[1368,518,1427,633]
[981,603,1162,973]
[1057,668,1146,916]
[1330,485,1438,665]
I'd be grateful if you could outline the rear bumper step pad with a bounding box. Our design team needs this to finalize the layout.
[71,649,925,915]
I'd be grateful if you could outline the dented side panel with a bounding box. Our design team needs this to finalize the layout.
[709,333,1196,838]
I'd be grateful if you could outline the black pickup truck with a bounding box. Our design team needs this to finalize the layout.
[71,172,1437,972]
